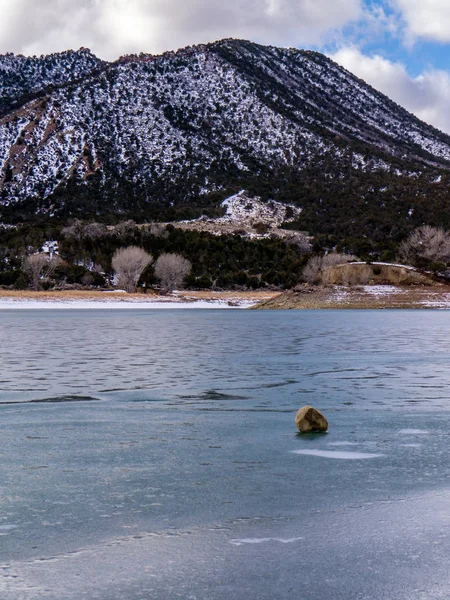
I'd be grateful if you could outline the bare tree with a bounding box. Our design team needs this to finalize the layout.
[114,220,137,238]
[303,253,358,284]
[61,219,84,241]
[398,226,450,265]
[61,220,106,240]
[303,256,324,284]
[24,253,64,290]
[283,231,312,254]
[111,246,153,293]
[154,253,192,292]
[83,222,107,240]
[147,223,169,239]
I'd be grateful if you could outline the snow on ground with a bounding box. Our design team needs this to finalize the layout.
[175,190,304,240]
[330,287,350,302]
[421,296,450,309]
[218,191,301,226]
[351,262,416,271]
[41,240,59,255]
[0,298,257,310]
[361,285,404,296]
[331,284,405,301]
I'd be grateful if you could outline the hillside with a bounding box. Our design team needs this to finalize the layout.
[0,49,107,116]
[1,39,450,251]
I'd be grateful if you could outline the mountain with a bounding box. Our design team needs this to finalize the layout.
[1,39,450,248]
[0,48,106,116]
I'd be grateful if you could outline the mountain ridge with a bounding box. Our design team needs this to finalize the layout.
[2,38,449,157]
[1,38,450,249]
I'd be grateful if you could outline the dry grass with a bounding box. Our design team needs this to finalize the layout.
[0,290,147,300]
[321,263,434,286]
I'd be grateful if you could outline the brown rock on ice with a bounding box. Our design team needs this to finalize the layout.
[295,406,328,433]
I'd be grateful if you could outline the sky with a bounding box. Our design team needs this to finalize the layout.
[0,0,450,133]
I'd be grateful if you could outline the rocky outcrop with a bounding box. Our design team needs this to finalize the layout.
[295,406,328,433]
[320,263,435,286]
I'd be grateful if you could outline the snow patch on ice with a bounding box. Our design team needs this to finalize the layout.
[292,450,384,460]
[398,429,429,435]
[327,441,358,446]
[229,537,303,546]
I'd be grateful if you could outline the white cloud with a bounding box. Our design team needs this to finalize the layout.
[393,0,450,43]
[0,0,100,57]
[0,0,362,59]
[332,47,450,134]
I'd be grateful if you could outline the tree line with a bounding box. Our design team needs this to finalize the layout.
[0,219,307,291]
[2,217,449,292]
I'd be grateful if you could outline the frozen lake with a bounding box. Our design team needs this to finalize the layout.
[1,309,450,599]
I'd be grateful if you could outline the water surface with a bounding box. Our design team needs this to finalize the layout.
[1,309,450,599]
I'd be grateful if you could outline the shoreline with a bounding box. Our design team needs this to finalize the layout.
[0,290,278,310]
[253,284,450,310]
[3,285,450,309]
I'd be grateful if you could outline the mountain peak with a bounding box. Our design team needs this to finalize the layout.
[1,38,450,244]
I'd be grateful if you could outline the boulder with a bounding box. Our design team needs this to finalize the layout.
[295,406,328,433]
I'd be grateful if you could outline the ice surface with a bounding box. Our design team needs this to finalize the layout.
[2,310,450,599]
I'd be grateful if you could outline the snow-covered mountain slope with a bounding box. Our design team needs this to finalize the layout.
[0,49,106,116]
[218,41,450,164]
[1,38,450,228]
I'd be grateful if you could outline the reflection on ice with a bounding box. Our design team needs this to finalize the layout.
[292,450,384,460]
